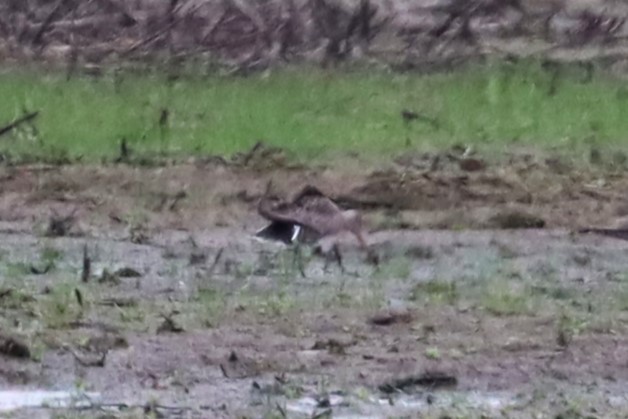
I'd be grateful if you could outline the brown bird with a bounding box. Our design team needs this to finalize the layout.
[256,185,375,275]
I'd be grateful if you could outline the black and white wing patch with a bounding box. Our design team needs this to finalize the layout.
[255,221,298,244]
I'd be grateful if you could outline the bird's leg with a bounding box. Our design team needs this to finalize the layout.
[292,243,306,278]
[322,245,343,274]
[354,230,367,250]
[322,249,332,274]
[332,243,345,273]
[353,230,379,266]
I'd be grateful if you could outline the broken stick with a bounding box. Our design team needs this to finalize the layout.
[0,111,39,138]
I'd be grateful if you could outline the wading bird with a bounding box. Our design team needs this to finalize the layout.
[255,185,375,276]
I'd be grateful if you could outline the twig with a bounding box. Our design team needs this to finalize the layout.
[0,111,39,138]
[30,261,53,275]
[81,244,91,283]
[166,0,180,55]
[276,403,287,418]
[202,9,228,43]
[31,0,69,47]
[95,0,138,26]
[168,190,187,211]
[98,297,137,307]
[75,288,84,307]
[114,137,130,163]
[121,3,201,56]
[208,248,224,275]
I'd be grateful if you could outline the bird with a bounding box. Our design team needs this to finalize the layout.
[255,185,376,276]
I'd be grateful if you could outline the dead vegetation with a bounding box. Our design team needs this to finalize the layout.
[1,0,628,72]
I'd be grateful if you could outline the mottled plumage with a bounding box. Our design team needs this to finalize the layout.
[255,185,375,274]
[256,185,366,248]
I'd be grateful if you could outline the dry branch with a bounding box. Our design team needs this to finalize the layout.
[51,14,137,31]
[122,2,202,56]
[0,0,627,71]
[0,111,39,138]
[31,0,70,47]
[81,244,91,283]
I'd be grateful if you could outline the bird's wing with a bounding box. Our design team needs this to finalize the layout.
[293,185,341,216]
[255,221,296,244]
[297,195,341,217]
[292,185,328,203]
[258,194,340,235]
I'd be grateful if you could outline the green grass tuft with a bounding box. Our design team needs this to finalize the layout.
[481,281,535,316]
[412,279,458,304]
[0,60,627,162]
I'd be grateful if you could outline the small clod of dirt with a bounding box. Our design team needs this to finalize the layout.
[129,225,149,244]
[220,351,260,379]
[404,245,434,259]
[189,251,207,265]
[45,211,77,237]
[82,333,129,352]
[0,334,31,359]
[378,372,458,394]
[98,269,121,285]
[557,328,573,348]
[115,267,142,277]
[572,252,592,266]
[368,309,414,326]
[365,249,380,266]
[488,210,546,229]
[545,156,572,174]
[311,338,353,355]
[157,315,185,334]
[458,157,486,172]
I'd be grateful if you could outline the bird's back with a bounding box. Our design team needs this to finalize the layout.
[258,185,347,237]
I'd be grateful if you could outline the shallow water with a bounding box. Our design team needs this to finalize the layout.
[0,390,100,411]
[285,390,519,418]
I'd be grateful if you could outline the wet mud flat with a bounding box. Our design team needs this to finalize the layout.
[2,225,628,418]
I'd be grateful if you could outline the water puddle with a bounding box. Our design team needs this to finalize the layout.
[0,390,100,412]
[286,390,518,417]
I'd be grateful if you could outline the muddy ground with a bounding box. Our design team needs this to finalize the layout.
[3,151,628,417]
